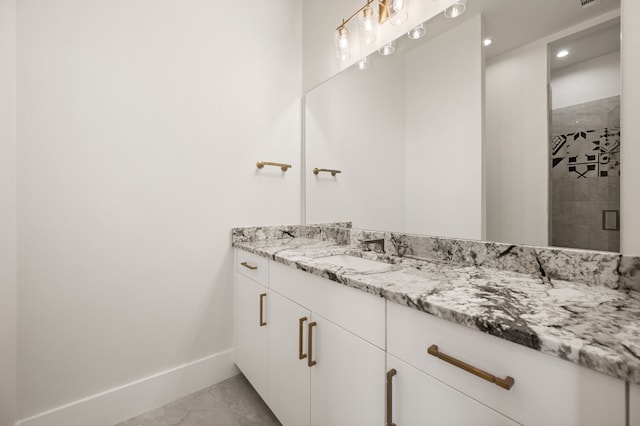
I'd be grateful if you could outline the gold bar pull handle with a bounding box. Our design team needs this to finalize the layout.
[313,168,342,176]
[256,161,292,172]
[307,321,317,367]
[241,261,258,270]
[427,345,514,391]
[299,317,308,360]
[259,293,267,327]
[386,369,397,426]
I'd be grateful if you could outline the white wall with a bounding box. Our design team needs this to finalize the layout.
[405,15,484,240]
[17,0,301,421]
[305,55,406,232]
[303,0,459,91]
[551,51,621,109]
[0,0,17,424]
[485,41,549,247]
[621,0,640,255]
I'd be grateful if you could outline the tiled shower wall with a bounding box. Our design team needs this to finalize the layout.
[551,96,620,252]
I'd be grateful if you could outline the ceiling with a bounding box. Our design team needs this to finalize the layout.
[394,0,621,61]
[549,18,620,70]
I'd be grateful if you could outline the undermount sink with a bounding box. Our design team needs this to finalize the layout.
[317,254,390,272]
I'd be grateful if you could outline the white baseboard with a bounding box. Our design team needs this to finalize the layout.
[16,349,239,426]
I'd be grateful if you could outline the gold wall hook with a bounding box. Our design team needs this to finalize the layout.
[256,161,292,172]
[313,168,342,176]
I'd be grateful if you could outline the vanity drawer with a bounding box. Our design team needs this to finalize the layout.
[236,249,269,286]
[387,301,625,426]
[269,261,385,349]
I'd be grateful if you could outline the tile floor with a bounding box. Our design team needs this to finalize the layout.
[114,374,281,426]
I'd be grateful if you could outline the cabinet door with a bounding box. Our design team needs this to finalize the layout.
[268,291,311,426]
[309,313,385,426]
[234,273,269,403]
[388,301,625,426]
[386,355,517,426]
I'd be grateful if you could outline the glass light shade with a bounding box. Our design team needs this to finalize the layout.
[407,23,426,40]
[389,0,408,25]
[358,6,377,45]
[444,0,467,18]
[392,0,405,11]
[378,40,396,56]
[335,27,350,61]
[356,55,370,71]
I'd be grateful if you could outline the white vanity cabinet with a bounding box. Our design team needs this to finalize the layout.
[269,261,386,426]
[234,251,386,426]
[387,301,626,426]
[235,248,630,426]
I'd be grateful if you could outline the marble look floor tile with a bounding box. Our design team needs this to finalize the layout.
[114,374,281,426]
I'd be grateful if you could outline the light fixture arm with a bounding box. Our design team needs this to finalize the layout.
[337,0,394,30]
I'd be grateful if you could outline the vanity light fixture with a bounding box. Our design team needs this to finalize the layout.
[483,38,492,46]
[407,23,427,40]
[357,55,371,70]
[378,40,396,56]
[444,0,467,18]
[335,0,409,60]
[556,49,570,58]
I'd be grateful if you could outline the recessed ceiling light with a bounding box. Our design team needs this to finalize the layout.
[556,50,570,58]
[483,38,492,47]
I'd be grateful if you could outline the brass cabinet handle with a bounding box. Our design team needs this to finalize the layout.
[256,161,292,172]
[427,345,514,390]
[313,168,342,176]
[241,261,258,270]
[386,369,397,426]
[299,317,308,360]
[259,293,267,327]
[308,321,317,367]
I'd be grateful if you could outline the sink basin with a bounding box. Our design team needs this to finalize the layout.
[317,254,390,272]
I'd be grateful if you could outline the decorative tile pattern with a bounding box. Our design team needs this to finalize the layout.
[552,127,621,179]
[550,97,621,252]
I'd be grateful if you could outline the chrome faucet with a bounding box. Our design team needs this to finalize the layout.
[361,238,385,253]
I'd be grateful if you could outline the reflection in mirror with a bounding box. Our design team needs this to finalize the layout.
[305,0,622,251]
[549,20,621,252]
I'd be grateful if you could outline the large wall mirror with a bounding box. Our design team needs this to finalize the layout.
[305,0,622,252]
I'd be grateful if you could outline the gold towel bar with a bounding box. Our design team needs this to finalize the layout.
[427,345,515,390]
[313,168,342,176]
[256,161,291,172]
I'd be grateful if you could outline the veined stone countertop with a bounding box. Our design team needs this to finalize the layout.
[233,236,640,385]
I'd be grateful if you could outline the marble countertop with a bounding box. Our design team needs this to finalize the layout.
[234,237,640,384]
